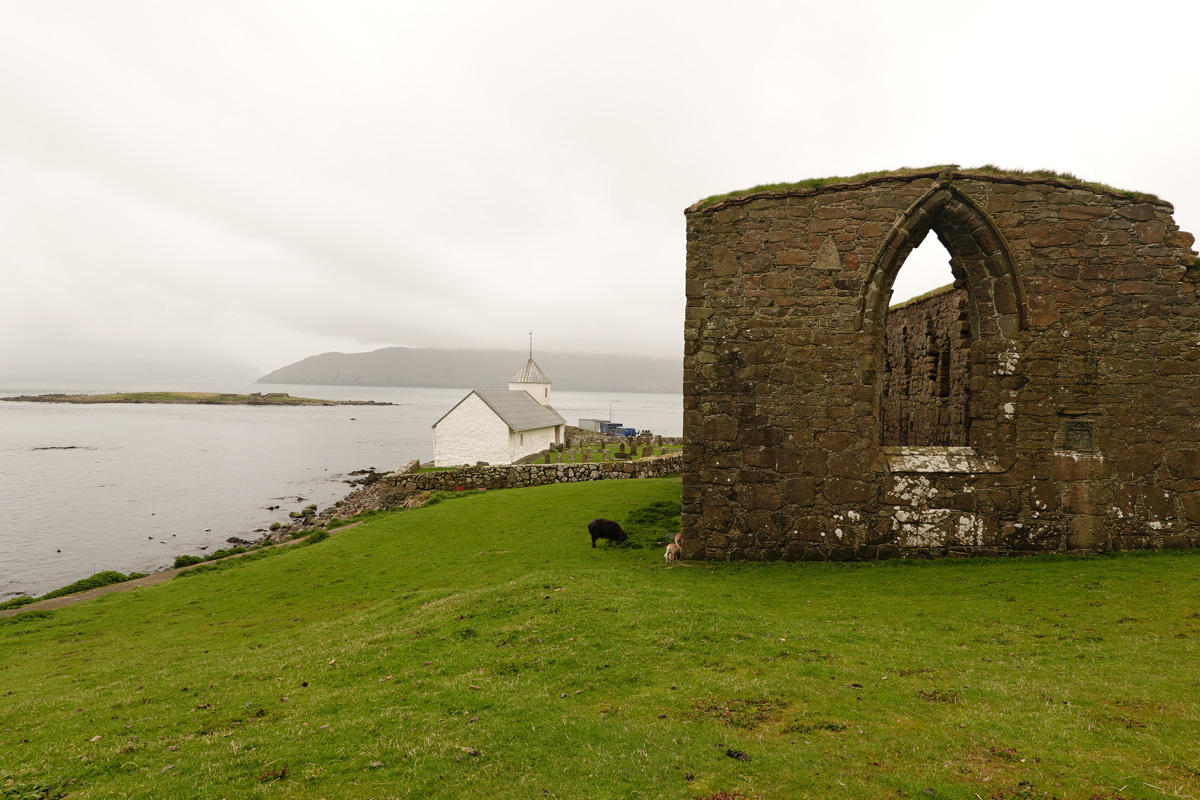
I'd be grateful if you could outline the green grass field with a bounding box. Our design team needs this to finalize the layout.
[1,478,1198,799]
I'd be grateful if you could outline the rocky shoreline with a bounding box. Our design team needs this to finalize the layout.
[5,450,681,609]
[1,467,404,611]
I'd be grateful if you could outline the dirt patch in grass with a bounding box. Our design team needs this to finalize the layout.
[918,689,960,704]
[686,697,790,730]
[1103,715,1145,729]
[258,763,289,782]
[895,667,934,677]
[986,746,1025,763]
[783,720,846,735]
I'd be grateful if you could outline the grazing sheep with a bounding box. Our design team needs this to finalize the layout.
[587,518,628,547]
[674,533,683,547]
[665,542,681,564]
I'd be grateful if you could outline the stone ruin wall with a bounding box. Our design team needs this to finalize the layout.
[881,285,970,447]
[682,169,1200,560]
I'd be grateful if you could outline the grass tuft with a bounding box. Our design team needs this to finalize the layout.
[38,570,135,600]
[0,609,54,627]
[0,778,70,799]
[620,499,682,548]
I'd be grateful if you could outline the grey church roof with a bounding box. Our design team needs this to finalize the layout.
[508,357,551,385]
[433,389,566,432]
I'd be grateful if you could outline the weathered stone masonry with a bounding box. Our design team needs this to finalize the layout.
[378,454,682,505]
[882,285,970,447]
[682,168,1200,560]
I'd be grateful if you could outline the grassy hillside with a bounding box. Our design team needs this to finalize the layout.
[1,478,1197,799]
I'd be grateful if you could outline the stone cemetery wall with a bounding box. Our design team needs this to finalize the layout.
[378,454,683,506]
[682,167,1200,560]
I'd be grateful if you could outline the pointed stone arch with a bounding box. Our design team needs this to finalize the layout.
[855,181,1026,340]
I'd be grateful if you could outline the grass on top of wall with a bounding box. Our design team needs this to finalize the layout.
[692,164,1161,211]
[1,477,1198,799]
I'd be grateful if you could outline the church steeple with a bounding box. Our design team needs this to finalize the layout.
[509,334,552,405]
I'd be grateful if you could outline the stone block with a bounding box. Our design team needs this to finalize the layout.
[782,477,815,505]
[744,447,776,469]
[740,484,782,511]
[1061,482,1111,515]
[828,453,864,479]
[1051,453,1092,481]
[825,478,873,504]
[775,451,800,473]
[816,431,855,452]
[1165,230,1196,249]
[989,488,1020,511]
[950,492,977,512]
[1135,221,1167,244]
[1164,448,1200,480]
[1180,492,1200,523]
[1030,481,1059,512]
[1112,484,1137,515]
[1164,533,1197,549]
[1116,203,1157,221]
[1059,204,1113,220]
[1026,224,1080,247]
[1067,516,1106,551]
[1083,229,1130,246]
[800,450,828,477]
[1142,486,1174,518]
[701,415,738,442]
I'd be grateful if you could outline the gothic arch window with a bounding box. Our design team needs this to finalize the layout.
[858,181,1023,450]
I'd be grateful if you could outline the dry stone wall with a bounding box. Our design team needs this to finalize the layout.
[378,454,682,505]
[683,168,1200,561]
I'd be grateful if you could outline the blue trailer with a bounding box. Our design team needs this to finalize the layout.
[598,421,639,437]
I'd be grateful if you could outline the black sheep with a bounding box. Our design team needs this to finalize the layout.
[587,518,628,547]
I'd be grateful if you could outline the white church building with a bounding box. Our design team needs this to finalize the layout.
[432,357,567,467]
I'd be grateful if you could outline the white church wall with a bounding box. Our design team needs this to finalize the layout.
[434,394,511,467]
[509,424,560,463]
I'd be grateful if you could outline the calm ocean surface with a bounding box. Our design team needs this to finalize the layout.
[0,381,682,598]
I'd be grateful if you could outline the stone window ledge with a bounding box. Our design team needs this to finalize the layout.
[883,446,1003,474]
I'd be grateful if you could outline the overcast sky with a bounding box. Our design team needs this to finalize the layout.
[1,0,1197,382]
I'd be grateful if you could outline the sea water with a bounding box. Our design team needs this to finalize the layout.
[0,382,682,598]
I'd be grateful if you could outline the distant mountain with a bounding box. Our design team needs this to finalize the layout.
[258,348,682,394]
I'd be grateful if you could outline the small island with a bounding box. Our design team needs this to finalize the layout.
[1,391,394,406]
